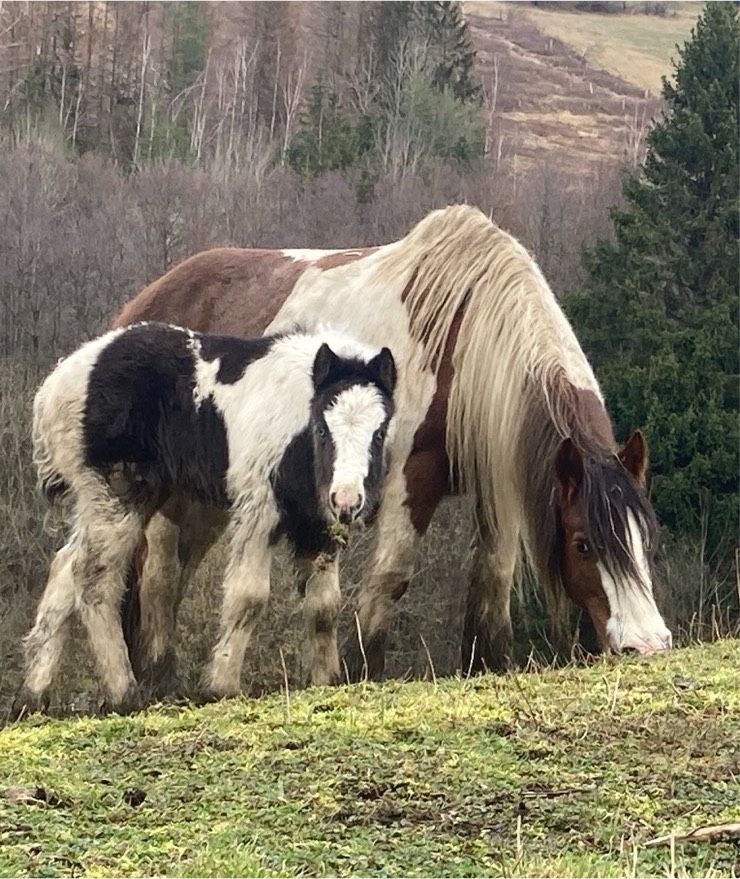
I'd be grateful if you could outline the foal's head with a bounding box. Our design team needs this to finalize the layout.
[553,431,672,655]
[310,343,396,526]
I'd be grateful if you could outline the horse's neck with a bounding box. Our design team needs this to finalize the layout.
[565,386,616,454]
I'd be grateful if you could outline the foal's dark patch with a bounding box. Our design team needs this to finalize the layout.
[199,333,275,384]
[83,323,230,507]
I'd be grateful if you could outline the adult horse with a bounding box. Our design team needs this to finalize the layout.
[115,205,671,695]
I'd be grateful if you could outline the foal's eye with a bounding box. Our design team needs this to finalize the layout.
[575,540,591,557]
[316,426,327,439]
[373,428,385,446]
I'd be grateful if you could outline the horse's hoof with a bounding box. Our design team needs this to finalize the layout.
[10,688,50,720]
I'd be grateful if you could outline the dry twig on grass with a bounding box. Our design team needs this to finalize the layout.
[646,823,740,847]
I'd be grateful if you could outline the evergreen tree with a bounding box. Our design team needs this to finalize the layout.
[287,82,367,178]
[566,2,739,557]
[421,1,482,104]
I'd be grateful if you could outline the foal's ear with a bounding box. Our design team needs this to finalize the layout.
[554,437,584,504]
[367,347,397,397]
[619,429,648,485]
[312,343,341,390]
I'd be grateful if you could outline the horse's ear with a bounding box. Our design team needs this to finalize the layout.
[367,347,396,397]
[554,437,584,504]
[312,343,341,390]
[619,429,648,485]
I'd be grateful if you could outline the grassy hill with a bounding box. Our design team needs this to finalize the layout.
[467,2,701,94]
[464,1,701,174]
[1,640,738,877]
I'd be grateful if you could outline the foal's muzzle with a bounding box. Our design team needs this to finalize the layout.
[330,490,364,524]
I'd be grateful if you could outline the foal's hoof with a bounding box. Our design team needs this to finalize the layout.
[308,670,343,688]
[341,631,386,683]
[99,685,142,716]
[10,688,50,721]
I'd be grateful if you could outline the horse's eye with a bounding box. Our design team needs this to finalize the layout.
[373,428,385,446]
[317,426,326,439]
[575,540,591,556]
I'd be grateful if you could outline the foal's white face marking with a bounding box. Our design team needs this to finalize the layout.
[324,384,386,519]
[598,510,672,654]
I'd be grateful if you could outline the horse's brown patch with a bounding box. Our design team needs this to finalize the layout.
[114,248,308,337]
[315,248,377,270]
[402,312,462,535]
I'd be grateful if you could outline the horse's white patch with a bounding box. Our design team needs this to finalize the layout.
[325,384,386,514]
[281,248,360,262]
[599,510,672,654]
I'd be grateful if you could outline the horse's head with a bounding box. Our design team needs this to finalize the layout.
[310,342,396,527]
[553,431,672,655]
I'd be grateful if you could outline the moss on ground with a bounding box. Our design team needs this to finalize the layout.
[1,640,738,877]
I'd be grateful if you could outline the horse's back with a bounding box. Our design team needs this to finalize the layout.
[114,248,311,338]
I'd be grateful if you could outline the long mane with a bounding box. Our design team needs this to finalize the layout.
[375,204,653,614]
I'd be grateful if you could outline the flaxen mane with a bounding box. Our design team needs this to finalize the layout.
[376,205,655,613]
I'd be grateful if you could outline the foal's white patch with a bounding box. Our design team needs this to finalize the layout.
[325,384,386,511]
[187,334,221,408]
[598,510,672,654]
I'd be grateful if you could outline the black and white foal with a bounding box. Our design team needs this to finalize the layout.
[14,322,396,714]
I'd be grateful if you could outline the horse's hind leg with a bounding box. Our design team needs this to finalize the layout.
[13,541,78,716]
[297,552,341,686]
[461,506,518,674]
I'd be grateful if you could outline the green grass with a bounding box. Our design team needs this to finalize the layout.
[1,640,739,877]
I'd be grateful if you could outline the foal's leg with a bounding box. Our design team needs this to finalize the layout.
[297,552,342,686]
[13,541,78,716]
[76,496,145,711]
[461,506,519,674]
[134,497,226,699]
[203,527,272,699]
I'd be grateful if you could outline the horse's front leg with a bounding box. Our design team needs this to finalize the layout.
[296,551,341,686]
[461,507,519,674]
[343,448,447,682]
[202,523,272,699]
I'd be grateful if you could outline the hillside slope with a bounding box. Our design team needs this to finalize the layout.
[464,2,698,175]
[1,640,738,877]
